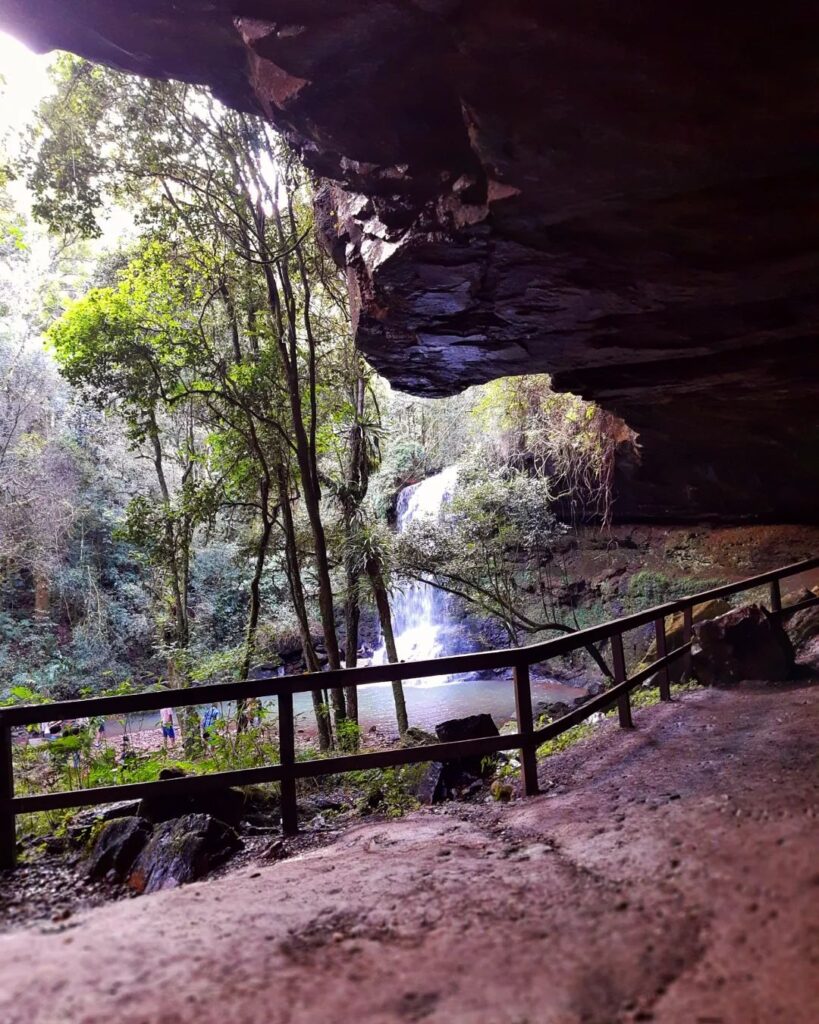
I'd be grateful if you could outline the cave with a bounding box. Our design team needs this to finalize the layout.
[2,1,817,520]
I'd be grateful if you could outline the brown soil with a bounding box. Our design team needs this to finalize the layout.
[0,676,816,1024]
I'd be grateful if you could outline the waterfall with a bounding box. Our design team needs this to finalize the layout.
[371,465,459,686]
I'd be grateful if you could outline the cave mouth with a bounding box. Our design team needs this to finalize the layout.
[1,3,817,521]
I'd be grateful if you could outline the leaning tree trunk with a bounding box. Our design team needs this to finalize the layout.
[236,490,275,731]
[277,462,333,751]
[366,555,408,736]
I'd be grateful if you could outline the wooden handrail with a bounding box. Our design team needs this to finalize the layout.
[0,552,815,869]
[2,553,816,727]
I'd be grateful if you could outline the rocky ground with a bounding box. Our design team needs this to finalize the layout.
[0,662,816,1023]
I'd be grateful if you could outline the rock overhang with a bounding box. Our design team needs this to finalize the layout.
[2,0,818,519]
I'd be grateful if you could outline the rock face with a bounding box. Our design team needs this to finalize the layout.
[692,604,795,687]
[127,814,242,895]
[3,3,819,518]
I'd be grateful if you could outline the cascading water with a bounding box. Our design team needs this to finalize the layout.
[371,465,459,686]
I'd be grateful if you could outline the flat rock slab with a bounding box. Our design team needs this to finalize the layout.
[0,683,817,1023]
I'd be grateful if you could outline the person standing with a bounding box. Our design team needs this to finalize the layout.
[160,707,176,749]
[201,704,220,748]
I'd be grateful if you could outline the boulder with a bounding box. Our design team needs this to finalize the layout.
[643,597,732,682]
[435,714,499,790]
[86,816,153,882]
[406,762,446,806]
[784,587,819,653]
[692,604,795,687]
[138,769,247,825]
[127,814,242,894]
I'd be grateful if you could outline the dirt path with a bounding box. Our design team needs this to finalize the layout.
[0,680,817,1024]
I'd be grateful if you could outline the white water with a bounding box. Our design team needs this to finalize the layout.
[371,465,459,687]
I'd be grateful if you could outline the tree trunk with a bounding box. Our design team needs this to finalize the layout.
[276,462,333,751]
[343,557,360,729]
[147,413,189,651]
[366,554,408,735]
[33,569,50,622]
[259,245,345,725]
[239,493,273,683]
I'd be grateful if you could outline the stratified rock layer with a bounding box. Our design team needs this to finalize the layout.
[3,2,818,518]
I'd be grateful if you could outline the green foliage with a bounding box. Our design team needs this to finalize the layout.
[627,570,673,606]
[535,722,594,759]
[626,571,727,609]
[352,765,422,818]
[335,717,362,753]
[26,56,112,238]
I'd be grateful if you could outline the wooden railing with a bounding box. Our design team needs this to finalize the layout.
[1,554,817,869]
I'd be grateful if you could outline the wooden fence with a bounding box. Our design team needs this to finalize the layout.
[1,554,817,869]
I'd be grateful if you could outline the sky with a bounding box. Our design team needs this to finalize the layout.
[0,30,100,349]
[0,29,52,137]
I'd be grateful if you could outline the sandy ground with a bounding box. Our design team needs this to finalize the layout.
[0,677,817,1024]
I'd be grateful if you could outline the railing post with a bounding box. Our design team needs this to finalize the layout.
[770,578,782,615]
[682,605,694,681]
[610,632,633,728]
[655,616,671,701]
[277,692,298,836]
[0,715,16,870]
[513,660,539,796]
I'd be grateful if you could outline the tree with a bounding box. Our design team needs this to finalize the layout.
[48,246,212,682]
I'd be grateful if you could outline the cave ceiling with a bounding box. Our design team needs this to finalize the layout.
[2,1,818,520]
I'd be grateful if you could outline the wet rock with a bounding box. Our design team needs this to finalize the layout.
[138,769,247,825]
[435,713,499,745]
[247,663,281,680]
[692,604,795,687]
[127,814,241,894]
[86,817,152,882]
